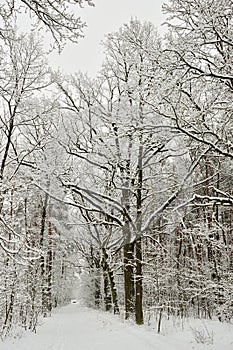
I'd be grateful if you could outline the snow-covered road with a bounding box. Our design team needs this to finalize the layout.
[1,303,233,350]
[1,304,175,350]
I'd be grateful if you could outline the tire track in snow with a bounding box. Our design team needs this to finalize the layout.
[1,304,221,350]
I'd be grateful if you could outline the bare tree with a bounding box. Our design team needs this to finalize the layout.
[0,0,94,49]
[159,0,233,162]
[56,19,208,325]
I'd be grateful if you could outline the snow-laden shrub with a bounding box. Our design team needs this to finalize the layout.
[190,325,214,345]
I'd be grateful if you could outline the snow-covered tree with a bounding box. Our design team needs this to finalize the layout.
[0,0,95,49]
[56,19,206,325]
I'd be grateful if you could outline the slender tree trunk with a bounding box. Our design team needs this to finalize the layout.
[102,249,112,311]
[46,203,53,313]
[205,156,212,228]
[0,108,16,214]
[3,291,15,334]
[39,192,49,316]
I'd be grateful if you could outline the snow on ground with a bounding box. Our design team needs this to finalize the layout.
[1,303,233,350]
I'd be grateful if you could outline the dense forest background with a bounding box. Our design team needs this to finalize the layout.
[0,0,232,337]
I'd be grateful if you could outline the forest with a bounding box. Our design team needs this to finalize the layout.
[0,0,232,338]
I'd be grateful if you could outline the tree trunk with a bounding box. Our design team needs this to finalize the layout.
[135,237,143,324]
[123,241,135,319]
[102,248,119,314]
[103,271,112,311]
[39,192,49,316]
[135,132,144,325]
[46,204,53,313]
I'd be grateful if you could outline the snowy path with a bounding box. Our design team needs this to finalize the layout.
[1,304,175,350]
[1,303,233,350]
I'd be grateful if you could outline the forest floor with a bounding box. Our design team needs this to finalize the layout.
[1,302,233,350]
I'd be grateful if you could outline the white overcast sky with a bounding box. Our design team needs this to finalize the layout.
[49,0,167,76]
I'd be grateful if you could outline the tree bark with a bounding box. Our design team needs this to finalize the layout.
[135,237,143,324]
[46,203,53,313]
[135,126,144,325]
[124,241,135,319]
[39,192,49,316]
[102,248,119,314]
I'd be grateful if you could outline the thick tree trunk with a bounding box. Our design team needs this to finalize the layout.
[103,271,112,311]
[135,134,144,325]
[135,237,143,324]
[94,271,101,308]
[102,248,119,314]
[122,171,135,319]
[108,271,120,314]
[90,247,101,308]
[123,241,135,319]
